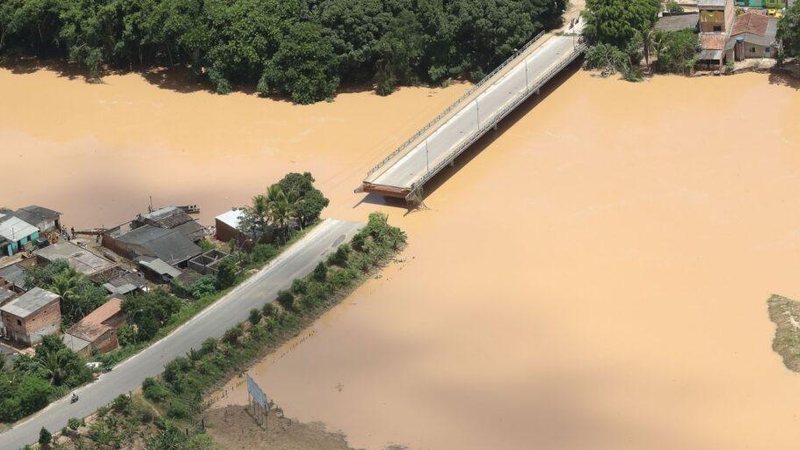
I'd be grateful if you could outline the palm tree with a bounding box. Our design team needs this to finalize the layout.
[267,185,297,243]
[49,267,81,320]
[245,194,271,240]
[641,28,656,67]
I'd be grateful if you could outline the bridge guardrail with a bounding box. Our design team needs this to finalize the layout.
[406,41,587,199]
[366,29,547,177]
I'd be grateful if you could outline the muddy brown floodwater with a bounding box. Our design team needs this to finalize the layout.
[3,65,800,450]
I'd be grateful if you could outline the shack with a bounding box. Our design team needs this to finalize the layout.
[11,205,62,234]
[0,214,39,256]
[0,287,61,346]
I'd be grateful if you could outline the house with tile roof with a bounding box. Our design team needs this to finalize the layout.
[730,11,779,59]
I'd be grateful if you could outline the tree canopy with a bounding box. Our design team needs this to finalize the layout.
[778,1,800,58]
[584,0,661,48]
[0,0,567,103]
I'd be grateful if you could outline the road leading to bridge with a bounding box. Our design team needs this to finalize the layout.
[361,22,586,200]
[0,218,363,450]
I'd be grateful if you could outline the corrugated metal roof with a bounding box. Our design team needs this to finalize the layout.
[0,214,38,242]
[34,242,115,276]
[0,287,59,319]
[138,257,182,278]
[215,209,245,229]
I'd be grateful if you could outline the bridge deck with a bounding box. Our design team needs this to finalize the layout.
[362,26,585,199]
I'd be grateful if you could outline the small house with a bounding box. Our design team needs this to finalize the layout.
[62,297,126,356]
[731,11,779,59]
[0,214,39,256]
[12,206,62,234]
[0,287,61,346]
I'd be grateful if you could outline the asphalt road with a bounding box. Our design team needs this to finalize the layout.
[0,218,363,449]
[367,30,582,190]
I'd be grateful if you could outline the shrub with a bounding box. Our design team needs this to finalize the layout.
[351,232,366,252]
[200,338,218,356]
[291,278,307,295]
[312,262,328,282]
[215,257,239,289]
[328,269,357,290]
[112,394,132,414]
[68,417,83,430]
[251,244,278,264]
[248,308,262,325]
[262,302,277,318]
[223,325,243,344]
[654,30,699,74]
[142,378,170,402]
[38,427,52,446]
[190,276,218,299]
[166,400,190,420]
[276,290,295,311]
[327,244,351,267]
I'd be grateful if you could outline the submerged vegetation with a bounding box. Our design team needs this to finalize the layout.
[0,0,566,103]
[767,294,800,372]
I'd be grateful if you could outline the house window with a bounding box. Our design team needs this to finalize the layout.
[714,26,722,32]
[751,47,756,53]
[765,48,771,54]
[16,319,21,326]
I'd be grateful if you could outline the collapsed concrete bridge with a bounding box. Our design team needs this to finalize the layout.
[360,23,586,201]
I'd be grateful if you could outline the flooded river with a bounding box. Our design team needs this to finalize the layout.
[3,66,800,449]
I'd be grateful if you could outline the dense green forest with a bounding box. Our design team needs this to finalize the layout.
[0,0,566,103]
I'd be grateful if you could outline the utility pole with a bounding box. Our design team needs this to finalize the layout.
[425,140,430,173]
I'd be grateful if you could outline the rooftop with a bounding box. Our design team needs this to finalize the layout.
[138,257,182,278]
[0,214,38,242]
[34,242,116,276]
[697,0,727,8]
[655,13,699,32]
[140,206,194,229]
[700,33,727,50]
[0,287,16,305]
[0,263,27,291]
[0,287,59,319]
[215,209,245,230]
[732,11,773,37]
[12,205,60,227]
[118,225,202,265]
[66,297,123,343]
